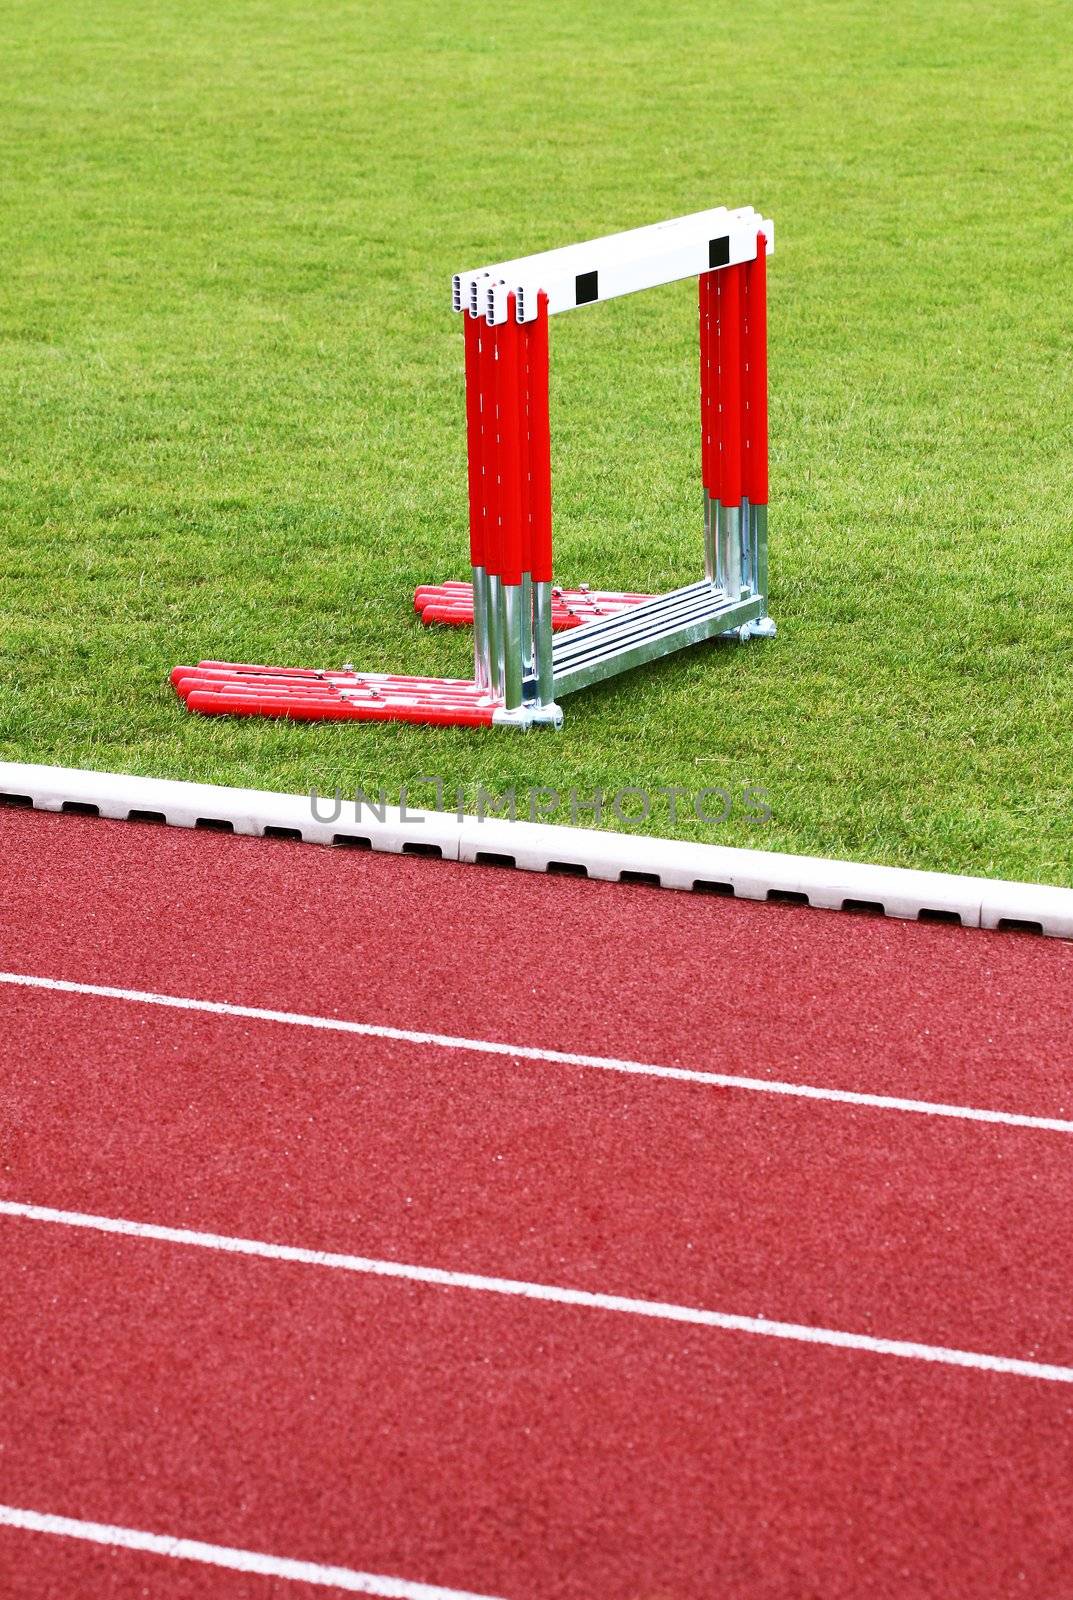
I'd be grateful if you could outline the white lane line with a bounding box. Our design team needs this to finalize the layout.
[3,1197,1072,1385]
[0,1503,503,1599]
[0,968,1070,1135]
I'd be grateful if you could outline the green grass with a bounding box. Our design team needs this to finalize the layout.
[1,0,1071,880]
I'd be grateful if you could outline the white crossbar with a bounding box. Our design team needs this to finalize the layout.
[453,207,732,311]
[453,206,775,324]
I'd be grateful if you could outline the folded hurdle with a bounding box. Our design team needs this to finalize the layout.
[172,204,776,730]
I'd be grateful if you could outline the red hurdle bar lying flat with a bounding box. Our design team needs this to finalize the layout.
[173,205,776,731]
[170,664,499,727]
[414,584,656,631]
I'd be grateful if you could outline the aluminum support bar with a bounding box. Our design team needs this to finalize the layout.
[532,579,556,707]
[552,591,764,698]
[754,503,769,608]
[551,580,727,667]
[500,582,525,710]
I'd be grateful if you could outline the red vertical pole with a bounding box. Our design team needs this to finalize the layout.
[699,272,711,493]
[466,310,495,687]
[702,271,722,497]
[720,264,743,508]
[527,292,553,584]
[519,306,532,583]
[713,273,725,504]
[745,233,769,506]
[498,293,524,589]
[741,258,753,501]
[463,311,486,571]
[484,318,502,580]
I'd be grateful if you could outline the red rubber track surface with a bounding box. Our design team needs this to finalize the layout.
[2,807,1073,1599]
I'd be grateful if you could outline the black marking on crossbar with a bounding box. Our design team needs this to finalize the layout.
[575,270,599,306]
[708,236,730,269]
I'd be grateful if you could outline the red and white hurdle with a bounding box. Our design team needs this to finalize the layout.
[172,205,776,730]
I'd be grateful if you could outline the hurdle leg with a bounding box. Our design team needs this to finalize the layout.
[483,314,506,696]
[753,504,769,609]
[720,506,742,601]
[740,495,752,592]
[700,272,712,582]
[699,270,720,585]
[470,282,501,692]
[464,309,493,689]
[520,573,534,682]
[501,585,525,708]
[516,299,534,691]
[495,293,526,712]
[525,292,557,712]
[471,565,490,686]
[740,242,754,597]
[717,261,743,602]
[703,493,713,582]
[743,230,775,637]
[531,583,555,706]
[486,576,504,694]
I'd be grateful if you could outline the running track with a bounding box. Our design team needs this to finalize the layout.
[2,805,1073,1599]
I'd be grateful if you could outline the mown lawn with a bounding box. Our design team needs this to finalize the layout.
[1,0,1070,879]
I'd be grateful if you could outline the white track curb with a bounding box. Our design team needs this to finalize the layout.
[2,763,1071,939]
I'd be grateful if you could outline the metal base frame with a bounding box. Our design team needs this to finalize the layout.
[546,493,775,703]
[552,582,769,699]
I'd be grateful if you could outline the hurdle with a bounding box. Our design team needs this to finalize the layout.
[171,205,776,730]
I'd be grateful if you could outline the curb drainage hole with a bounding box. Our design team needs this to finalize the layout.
[0,793,33,809]
[61,801,99,816]
[332,834,372,850]
[997,917,1044,936]
[841,898,885,916]
[402,842,443,859]
[546,861,588,877]
[619,870,661,887]
[767,889,810,906]
[918,908,962,925]
[692,880,735,897]
[263,826,303,842]
[128,809,166,825]
[475,852,517,869]
[195,817,234,832]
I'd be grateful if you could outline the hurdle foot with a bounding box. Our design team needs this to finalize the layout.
[733,615,777,642]
[491,701,565,732]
